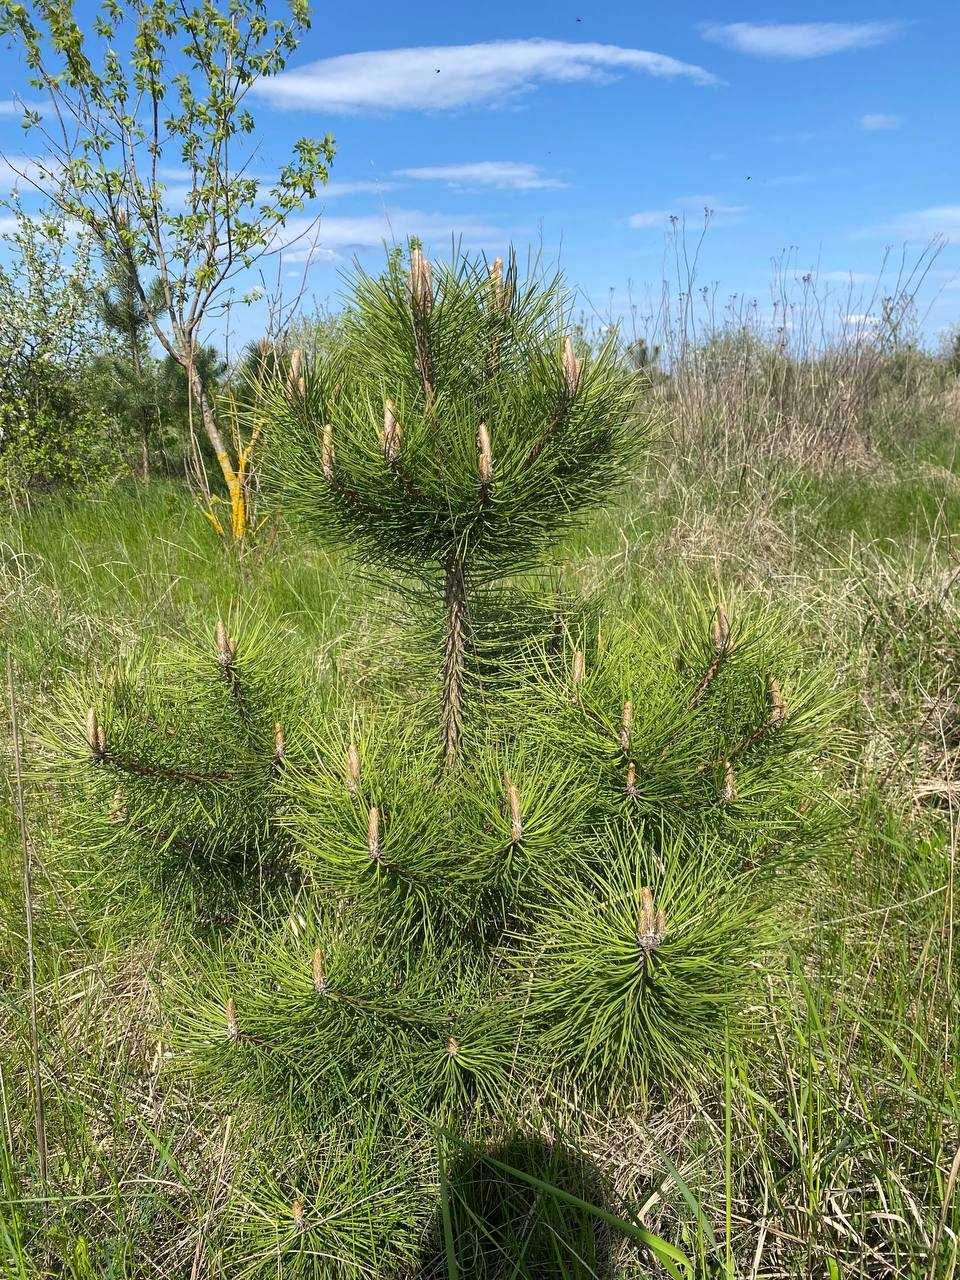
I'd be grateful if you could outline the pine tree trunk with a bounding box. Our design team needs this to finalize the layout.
[139,423,150,481]
[440,551,469,767]
[184,357,247,539]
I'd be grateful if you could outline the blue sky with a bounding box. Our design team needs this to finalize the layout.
[2,2,958,350]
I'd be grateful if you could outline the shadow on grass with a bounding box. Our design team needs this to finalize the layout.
[416,1133,617,1280]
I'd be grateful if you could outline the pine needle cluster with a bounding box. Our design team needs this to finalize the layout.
[43,247,845,1275]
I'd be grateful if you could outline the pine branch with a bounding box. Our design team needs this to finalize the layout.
[98,751,247,786]
[526,336,580,465]
[689,604,732,706]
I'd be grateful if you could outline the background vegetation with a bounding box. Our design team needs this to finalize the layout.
[1,218,959,1277]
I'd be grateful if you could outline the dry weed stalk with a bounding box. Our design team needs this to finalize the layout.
[623,228,946,475]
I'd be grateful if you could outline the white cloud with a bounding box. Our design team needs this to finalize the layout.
[843,313,880,326]
[150,174,394,212]
[628,210,674,229]
[629,194,746,229]
[395,161,565,190]
[859,112,900,131]
[700,22,902,59]
[320,180,398,198]
[254,39,719,113]
[873,206,960,243]
[675,193,746,217]
[274,208,507,262]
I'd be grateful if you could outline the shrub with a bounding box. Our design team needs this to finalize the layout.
[0,205,129,493]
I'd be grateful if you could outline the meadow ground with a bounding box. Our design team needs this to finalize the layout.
[1,415,959,1277]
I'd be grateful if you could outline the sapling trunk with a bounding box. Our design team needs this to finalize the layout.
[185,356,248,539]
[441,550,470,766]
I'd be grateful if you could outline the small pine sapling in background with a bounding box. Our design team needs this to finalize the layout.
[39,246,843,1277]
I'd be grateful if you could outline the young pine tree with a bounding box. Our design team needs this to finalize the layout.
[96,252,157,480]
[262,247,643,764]
[39,248,841,1278]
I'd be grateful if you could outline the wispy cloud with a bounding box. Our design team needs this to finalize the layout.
[0,155,57,193]
[629,194,746,229]
[0,98,45,117]
[395,161,565,191]
[275,208,507,262]
[321,180,398,198]
[871,205,960,243]
[254,39,719,114]
[155,173,396,211]
[859,112,900,131]
[675,194,746,217]
[760,173,814,188]
[628,210,673,229]
[699,22,902,59]
[820,270,877,284]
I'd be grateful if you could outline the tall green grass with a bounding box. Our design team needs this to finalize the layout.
[1,459,958,1277]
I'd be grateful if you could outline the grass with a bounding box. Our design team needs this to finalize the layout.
[1,424,958,1276]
